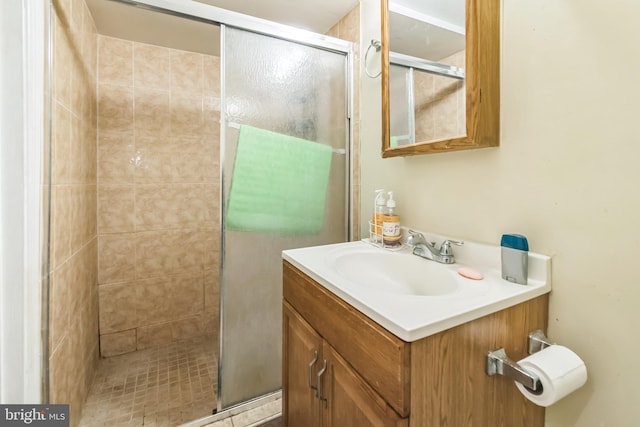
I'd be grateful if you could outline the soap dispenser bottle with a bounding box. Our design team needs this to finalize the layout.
[372,189,386,243]
[382,191,401,247]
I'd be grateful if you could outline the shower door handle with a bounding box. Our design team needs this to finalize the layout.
[316,360,328,405]
[308,350,318,394]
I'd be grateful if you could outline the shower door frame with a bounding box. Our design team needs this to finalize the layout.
[105,0,354,413]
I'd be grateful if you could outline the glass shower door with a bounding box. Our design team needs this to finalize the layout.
[219,26,349,409]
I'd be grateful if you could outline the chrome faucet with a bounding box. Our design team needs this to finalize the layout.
[406,230,464,264]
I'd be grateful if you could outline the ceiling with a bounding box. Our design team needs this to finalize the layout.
[85,0,360,56]
[389,0,465,61]
[85,0,464,63]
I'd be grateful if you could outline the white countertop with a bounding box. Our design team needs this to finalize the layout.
[283,237,551,342]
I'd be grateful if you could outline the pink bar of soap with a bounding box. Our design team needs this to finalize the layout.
[458,267,484,280]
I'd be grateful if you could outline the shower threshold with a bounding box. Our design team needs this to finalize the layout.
[181,390,282,427]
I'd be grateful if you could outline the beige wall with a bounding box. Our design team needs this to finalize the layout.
[360,0,640,425]
[96,36,220,357]
[49,0,99,425]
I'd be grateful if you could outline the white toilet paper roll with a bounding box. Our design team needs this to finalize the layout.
[515,345,587,407]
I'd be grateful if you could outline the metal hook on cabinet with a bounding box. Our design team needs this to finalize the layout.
[365,39,382,78]
[528,329,554,355]
[486,329,555,393]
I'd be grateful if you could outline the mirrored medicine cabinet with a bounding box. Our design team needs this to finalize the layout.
[381,0,500,157]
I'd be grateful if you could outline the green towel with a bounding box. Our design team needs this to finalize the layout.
[226,125,333,234]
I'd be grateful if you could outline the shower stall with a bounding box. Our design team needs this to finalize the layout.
[46,0,353,424]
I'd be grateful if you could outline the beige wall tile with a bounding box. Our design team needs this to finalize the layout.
[414,71,436,105]
[203,269,219,313]
[136,276,170,326]
[98,84,134,133]
[340,5,360,44]
[68,246,91,317]
[68,185,87,252]
[80,124,98,185]
[70,48,86,118]
[171,94,203,137]
[98,132,135,184]
[80,184,98,244]
[168,275,204,318]
[433,95,460,139]
[69,115,83,184]
[169,138,207,183]
[134,136,173,184]
[134,88,171,136]
[136,184,199,230]
[203,100,220,139]
[134,43,171,90]
[53,15,72,108]
[97,38,221,352]
[135,229,204,278]
[98,283,137,333]
[98,233,136,284]
[69,0,84,33]
[415,107,436,142]
[50,0,99,418]
[203,314,218,339]
[49,260,71,353]
[171,316,204,341]
[203,55,220,98]
[171,50,203,94]
[202,227,219,269]
[98,184,135,234]
[49,335,72,405]
[51,186,72,268]
[136,322,172,350]
[52,102,72,185]
[201,138,219,183]
[135,274,204,329]
[100,329,137,357]
[98,36,133,86]
[81,29,97,81]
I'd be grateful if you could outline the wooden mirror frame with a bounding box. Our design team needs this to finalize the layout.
[381,0,500,157]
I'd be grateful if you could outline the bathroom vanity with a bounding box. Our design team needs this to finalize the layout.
[282,239,551,426]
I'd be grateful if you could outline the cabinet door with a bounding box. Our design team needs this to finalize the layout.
[321,342,408,427]
[283,302,323,427]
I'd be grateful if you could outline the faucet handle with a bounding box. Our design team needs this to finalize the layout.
[406,230,428,247]
[440,240,464,255]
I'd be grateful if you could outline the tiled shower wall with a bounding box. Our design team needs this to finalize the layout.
[96,36,220,357]
[326,3,361,239]
[414,50,465,142]
[49,0,99,425]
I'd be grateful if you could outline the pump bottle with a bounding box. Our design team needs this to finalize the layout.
[371,189,385,242]
[382,192,401,247]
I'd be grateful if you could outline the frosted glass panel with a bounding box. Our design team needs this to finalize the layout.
[219,26,349,408]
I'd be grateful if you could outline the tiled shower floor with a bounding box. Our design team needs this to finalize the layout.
[79,338,218,426]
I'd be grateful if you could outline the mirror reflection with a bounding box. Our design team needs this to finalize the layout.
[387,0,466,147]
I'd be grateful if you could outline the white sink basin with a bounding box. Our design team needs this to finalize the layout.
[283,237,551,342]
[326,246,486,297]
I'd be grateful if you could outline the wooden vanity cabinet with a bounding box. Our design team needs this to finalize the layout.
[283,260,547,427]
[283,303,407,427]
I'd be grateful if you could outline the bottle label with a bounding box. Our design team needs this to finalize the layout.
[382,216,401,246]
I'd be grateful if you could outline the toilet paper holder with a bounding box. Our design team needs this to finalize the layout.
[486,329,555,391]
